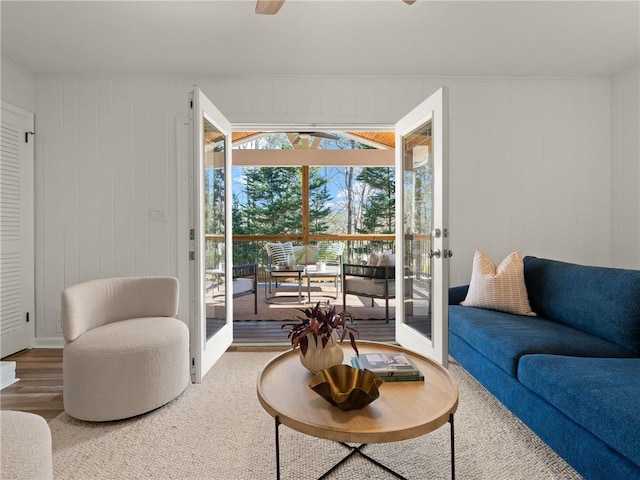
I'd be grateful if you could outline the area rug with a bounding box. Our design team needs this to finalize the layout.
[49,352,581,480]
[230,284,395,322]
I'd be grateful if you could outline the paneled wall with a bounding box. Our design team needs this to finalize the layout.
[33,73,612,340]
[611,63,640,269]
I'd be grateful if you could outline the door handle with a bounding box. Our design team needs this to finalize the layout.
[430,249,453,259]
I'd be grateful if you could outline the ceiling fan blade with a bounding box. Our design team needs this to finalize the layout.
[256,0,286,15]
[307,132,339,141]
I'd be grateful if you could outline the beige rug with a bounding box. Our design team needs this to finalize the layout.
[50,352,581,480]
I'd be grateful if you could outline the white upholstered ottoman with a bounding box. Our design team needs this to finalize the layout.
[0,410,53,479]
[62,277,189,422]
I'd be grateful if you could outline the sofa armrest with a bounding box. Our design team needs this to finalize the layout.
[449,285,469,305]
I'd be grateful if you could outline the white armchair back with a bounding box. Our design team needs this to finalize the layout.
[61,276,179,342]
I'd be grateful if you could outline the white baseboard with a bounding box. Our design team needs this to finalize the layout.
[33,337,64,348]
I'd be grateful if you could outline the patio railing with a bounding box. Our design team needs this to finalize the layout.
[205,233,432,284]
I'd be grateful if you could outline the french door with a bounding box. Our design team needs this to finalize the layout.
[395,87,450,366]
[188,87,233,383]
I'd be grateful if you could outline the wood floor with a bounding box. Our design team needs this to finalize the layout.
[1,348,64,422]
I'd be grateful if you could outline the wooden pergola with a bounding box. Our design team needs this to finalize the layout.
[206,130,400,256]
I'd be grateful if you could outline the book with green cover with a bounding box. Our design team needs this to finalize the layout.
[351,354,424,382]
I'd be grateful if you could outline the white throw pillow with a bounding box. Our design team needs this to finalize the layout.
[370,252,395,283]
[376,253,396,267]
[367,252,381,266]
[292,245,318,264]
[265,242,293,265]
[461,250,536,316]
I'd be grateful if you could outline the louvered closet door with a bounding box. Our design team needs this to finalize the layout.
[1,104,34,357]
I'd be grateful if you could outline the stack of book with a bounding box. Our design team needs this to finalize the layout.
[351,352,424,382]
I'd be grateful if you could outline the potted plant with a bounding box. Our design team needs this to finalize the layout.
[284,302,359,373]
[315,243,333,272]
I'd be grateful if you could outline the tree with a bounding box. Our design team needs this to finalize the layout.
[205,166,225,236]
[357,167,395,234]
[242,167,302,235]
[308,167,332,234]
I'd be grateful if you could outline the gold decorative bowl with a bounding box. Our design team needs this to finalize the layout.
[309,365,383,411]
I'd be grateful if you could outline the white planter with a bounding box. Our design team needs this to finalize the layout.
[316,261,327,273]
[299,331,344,374]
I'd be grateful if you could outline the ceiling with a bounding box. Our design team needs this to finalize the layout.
[232,131,396,148]
[1,1,638,77]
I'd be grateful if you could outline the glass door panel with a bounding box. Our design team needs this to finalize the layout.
[204,121,226,341]
[403,122,433,340]
[395,87,449,366]
[189,86,232,383]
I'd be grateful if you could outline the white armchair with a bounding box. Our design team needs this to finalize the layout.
[61,277,189,421]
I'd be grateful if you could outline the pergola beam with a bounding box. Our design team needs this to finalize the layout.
[230,148,394,167]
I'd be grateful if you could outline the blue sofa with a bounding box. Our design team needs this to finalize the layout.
[449,256,640,480]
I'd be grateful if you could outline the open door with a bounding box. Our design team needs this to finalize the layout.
[188,87,233,383]
[395,87,450,366]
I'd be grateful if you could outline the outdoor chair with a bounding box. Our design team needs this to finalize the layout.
[342,263,396,323]
[232,263,258,314]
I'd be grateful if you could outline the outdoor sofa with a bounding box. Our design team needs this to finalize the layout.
[448,256,640,480]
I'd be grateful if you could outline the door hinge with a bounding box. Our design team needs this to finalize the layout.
[190,229,195,240]
[26,312,30,323]
[189,251,195,261]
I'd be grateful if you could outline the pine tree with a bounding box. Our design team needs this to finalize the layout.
[308,167,332,234]
[357,167,395,234]
[242,167,302,235]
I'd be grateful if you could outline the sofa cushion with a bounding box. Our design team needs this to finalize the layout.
[518,355,640,467]
[449,305,638,377]
[524,256,640,353]
[462,250,535,316]
[233,278,253,295]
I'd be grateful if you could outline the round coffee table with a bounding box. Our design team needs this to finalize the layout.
[257,341,459,479]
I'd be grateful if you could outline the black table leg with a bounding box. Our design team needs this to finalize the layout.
[274,417,455,479]
[450,413,455,480]
[275,417,281,480]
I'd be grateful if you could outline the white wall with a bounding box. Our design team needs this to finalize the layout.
[1,59,34,111]
[611,63,640,270]
[32,73,613,340]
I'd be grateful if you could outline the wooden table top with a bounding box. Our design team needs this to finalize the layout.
[256,341,459,444]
